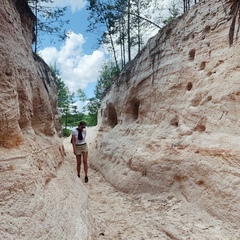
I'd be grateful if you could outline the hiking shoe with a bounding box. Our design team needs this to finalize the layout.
[77,174,80,178]
[85,176,88,183]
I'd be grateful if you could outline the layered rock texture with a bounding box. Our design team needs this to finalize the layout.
[2,0,240,239]
[91,0,240,238]
[0,1,93,239]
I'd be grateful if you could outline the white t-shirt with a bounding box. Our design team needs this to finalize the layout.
[72,128,87,145]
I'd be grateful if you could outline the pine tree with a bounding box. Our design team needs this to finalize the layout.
[27,0,69,52]
[226,0,240,46]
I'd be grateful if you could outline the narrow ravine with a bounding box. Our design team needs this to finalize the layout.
[63,127,236,240]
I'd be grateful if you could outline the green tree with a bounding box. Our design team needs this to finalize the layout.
[51,70,72,130]
[77,88,87,102]
[163,1,180,25]
[57,81,72,128]
[27,0,69,53]
[87,0,120,69]
[71,105,78,115]
[86,0,161,68]
[84,97,100,126]
[130,0,156,53]
[67,112,86,127]
[48,66,73,135]
[95,62,119,99]
[226,0,240,46]
[85,62,120,125]
[182,0,200,13]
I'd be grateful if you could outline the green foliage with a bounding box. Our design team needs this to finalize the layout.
[49,66,74,129]
[86,0,161,68]
[83,113,98,126]
[84,62,120,125]
[84,97,100,126]
[49,66,97,128]
[226,0,240,46]
[77,88,87,102]
[61,112,86,127]
[87,0,120,69]
[27,0,69,52]
[163,2,180,25]
[95,62,120,99]
[62,128,71,137]
[56,76,71,114]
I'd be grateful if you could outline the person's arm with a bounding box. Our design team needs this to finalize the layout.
[72,134,77,155]
[83,129,86,140]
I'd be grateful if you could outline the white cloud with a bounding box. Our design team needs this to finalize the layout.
[38,47,58,66]
[39,32,106,94]
[72,100,87,113]
[46,0,87,13]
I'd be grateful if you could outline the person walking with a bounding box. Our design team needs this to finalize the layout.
[71,121,89,183]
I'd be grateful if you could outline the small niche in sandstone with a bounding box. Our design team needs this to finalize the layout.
[207,71,212,77]
[170,116,179,127]
[191,93,202,107]
[189,49,196,61]
[142,169,147,176]
[186,82,193,91]
[106,103,118,128]
[196,180,205,185]
[204,25,211,33]
[194,124,206,132]
[207,95,212,101]
[183,35,189,41]
[199,61,206,70]
[174,174,188,182]
[165,26,172,37]
[132,98,140,120]
[127,98,140,121]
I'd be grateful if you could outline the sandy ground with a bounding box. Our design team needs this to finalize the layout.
[63,127,236,240]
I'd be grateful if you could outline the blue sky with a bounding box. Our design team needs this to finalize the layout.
[38,0,172,107]
[38,0,107,101]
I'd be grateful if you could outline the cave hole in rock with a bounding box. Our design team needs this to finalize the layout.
[125,97,140,121]
[189,49,196,61]
[207,95,212,101]
[194,124,206,132]
[170,115,179,127]
[106,103,118,128]
[199,61,206,70]
[183,35,189,41]
[165,26,172,37]
[18,115,29,129]
[207,71,212,77]
[131,98,140,120]
[186,82,193,91]
[191,92,204,107]
[191,97,202,107]
[204,25,211,33]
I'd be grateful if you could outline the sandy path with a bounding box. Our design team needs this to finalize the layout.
[63,127,234,240]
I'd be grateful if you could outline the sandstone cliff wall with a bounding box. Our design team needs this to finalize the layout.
[91,0,240,235]
[0,1,93,239]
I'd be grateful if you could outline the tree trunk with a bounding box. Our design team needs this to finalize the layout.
[121,18,126,68]
[137,1,141,52]
[109,31,119,69]
[34,0,38,53]
[127,0,131,62]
